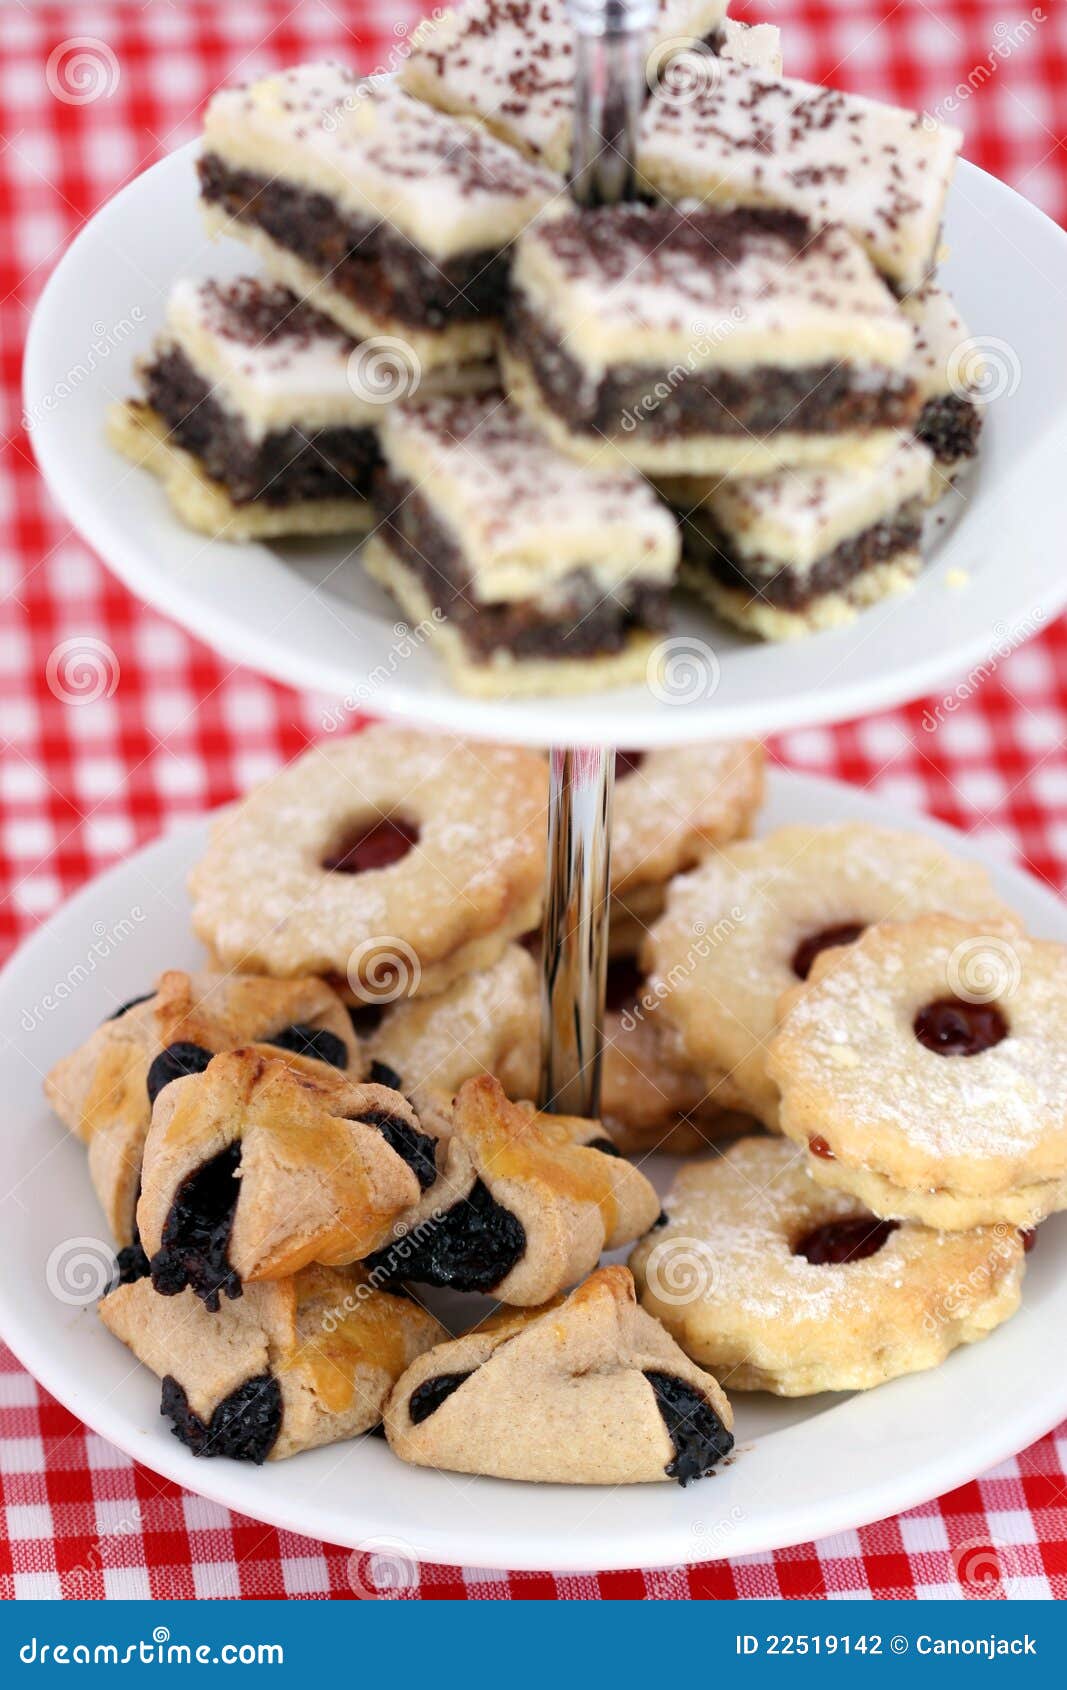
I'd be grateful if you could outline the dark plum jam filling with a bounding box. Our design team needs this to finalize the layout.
[367,1060,404,1091]
[356,1108,438,1191]
[146,1041,214,1107]
[644,1371,734,1485]
[347,1001,386,1037]
[614,750,645,780]
[150,1141,243,1311]
[794,1215,899,1266]
[322,816,419,874]
[115,1233,151,1286]
[266,1023,348,1069]
[365,1177,526,1292]
[791,923,865,981]
[586,1136,622,1158]
[913,997,1008,1056]
[105,991,154,1023]
[408,1370,474,1425]
[161,1373,281,1463]
[605,953,644,1015]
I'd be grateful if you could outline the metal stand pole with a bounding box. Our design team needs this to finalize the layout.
[538,2,652,1118]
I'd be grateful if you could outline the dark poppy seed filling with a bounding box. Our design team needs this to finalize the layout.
[115,1229,151,1286]
[347,1001,385,1037]
[791,922,866,981]
[605,953,645,1015]
[408,1370,474,1425]
[644,1371,734,1485]
[586,1136,622,1158]
[653,1209,670,1228]
[794,1215,899,1266]
[614,750,645,780]
[367,1060,404,1091]
[266,1023,348,1070]
[146,1041,214,1107]
[321,816,419,874]
[356,1109,438,1191]
[365,1177,526,1292]
[150,1141,243,1311]
[161,1372,281,1463]
[105,991,154,1023]
[913,997,1008,1056]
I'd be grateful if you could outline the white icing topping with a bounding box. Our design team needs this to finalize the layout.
[717,16,783,74]
[512,203,913,372]
[203,66,561,260]
[380,393,680,600]
[638,59,962,291]
[401,0,731,172]
[902,281,979,403]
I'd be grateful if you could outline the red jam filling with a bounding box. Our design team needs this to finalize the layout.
[808,1135,835,1161]
[791,922,866,981]
[794,1215,899,1266]
[614,750,645,780]
[1020,1228,1037,1254]
[322,816,419,874]
[605,953,645,1015]
[913,996,1008,1056]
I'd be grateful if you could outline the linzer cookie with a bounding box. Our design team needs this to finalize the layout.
[609,741,765,946]
[638,58,962,293]
[108,277,494,540]
[365,393,681,696]
[645,825,1019,1127]
[503,204,919,476]
[630,1138,1025,1396]
[670,439,934,639]
[198,68,561,370]
[902,283,985,498]
[385,1266,734,1485]
[400,1,759,173]
[100,1263,444,1462]
[364,1076,661,1305]
[188,726,547,999]
[137,1052,438,1306]
[769,916,1067,1231]
[43,969,358,1260]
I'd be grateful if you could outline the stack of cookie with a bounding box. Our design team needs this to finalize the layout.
[107,0,988,694]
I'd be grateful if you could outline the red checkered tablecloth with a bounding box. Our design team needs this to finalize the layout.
[2,0,1067,1601]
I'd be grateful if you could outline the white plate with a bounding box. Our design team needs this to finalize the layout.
[24,146,1067,748]
[1,767,1065,1572]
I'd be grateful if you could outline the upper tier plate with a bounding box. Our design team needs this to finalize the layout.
[25,144,1067,746]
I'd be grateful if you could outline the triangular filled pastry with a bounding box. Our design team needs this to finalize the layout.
[100,1262,444,1462]
[43,969,359,1266]
[366,1075,660,1304]
[137,1049,438,1308]
[385,1266,734,1485]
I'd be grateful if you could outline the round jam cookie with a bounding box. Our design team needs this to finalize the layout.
[644,824,1019,1127]
[601,949,748,1155]
[42,968,359,1251]
[769,915,1067,1230]
[137,1050,437,1306]
[609,740,764,949]
[188,726,547,1002]
[363,942,540,1120]
[100,1262,444,1461]
[629,1138,1025,1395]
[385,1266,734,1485]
